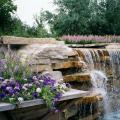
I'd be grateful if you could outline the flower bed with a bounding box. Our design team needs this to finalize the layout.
[0,49,70,111]
[60,35,120,44]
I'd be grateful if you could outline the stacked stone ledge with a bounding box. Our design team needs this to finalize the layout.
[0,36,103,120]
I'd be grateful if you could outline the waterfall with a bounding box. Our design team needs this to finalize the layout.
[107,49,120,80]
[90,70,110,114]
[75,48,120,119]
[78,49,94,70]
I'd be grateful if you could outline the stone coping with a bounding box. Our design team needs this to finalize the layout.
[0,36,64,45]
[67,43,108,48]
[0,89,100,112]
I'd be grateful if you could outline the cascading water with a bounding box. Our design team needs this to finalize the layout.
[90,70,110,114]
[78,49,94,69]
[75,48,120,120]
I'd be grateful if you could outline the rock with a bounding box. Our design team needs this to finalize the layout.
[1,36,64,45]
[30,58,51,65]
[63,73,91,82]
[18,44,77,63]
[32,65,52,73]
[52,61,84,70]
[42,71,63,82]
[106,43,120,49]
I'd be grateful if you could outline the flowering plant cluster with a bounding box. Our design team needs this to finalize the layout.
[60,35,120,44]
[0,49,71,110]
[0,74,70,109]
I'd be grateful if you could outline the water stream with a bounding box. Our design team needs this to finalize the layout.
[76,48,120,120]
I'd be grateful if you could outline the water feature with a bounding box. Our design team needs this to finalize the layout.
[75,48,120,120]
[90,70,110,114]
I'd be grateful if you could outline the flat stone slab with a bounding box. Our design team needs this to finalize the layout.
[68,43,108,48]
[1,36,64,45]
[0,89,91,112]
[52,61,83,70]
[63,73,91,82]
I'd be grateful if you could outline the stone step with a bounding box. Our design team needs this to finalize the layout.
[52,61,84,70]
[63,73,91,82]
[0,89,101,112]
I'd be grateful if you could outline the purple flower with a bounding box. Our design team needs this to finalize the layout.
[1,84,6,91]
[9,80,16,87]
[32,76,38,81]
[65,83,71,88]
[43,77,55,87]
[0,93,5,99]
[14,86,20,92]
[55,92,62,101]
[32,92,38,99]
[6,87,14,95]
[55,109,60,113]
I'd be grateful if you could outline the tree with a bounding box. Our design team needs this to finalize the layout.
[0,0,17,35]
[43,0,91,36]
[43,0,120,36]
[105,0,120,34]
[88,0,109,35]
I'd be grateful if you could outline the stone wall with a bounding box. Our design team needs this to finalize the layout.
[0,36,110,120]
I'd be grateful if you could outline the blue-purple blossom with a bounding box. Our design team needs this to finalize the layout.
[43,77,56,87]
[1,84,6,91]
[65,83,71,88]
[14,86,20,92]
[32,92,38,99]
[0,93,5,99]
[6,87,14,95]
[55,92,62,101]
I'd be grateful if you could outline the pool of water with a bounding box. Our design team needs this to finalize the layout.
[100,110,120,120]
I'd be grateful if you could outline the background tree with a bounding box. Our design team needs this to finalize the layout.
[0,0,17,35]
[53,0,91,36]
[42,0,120,36]
[105,0,120,35]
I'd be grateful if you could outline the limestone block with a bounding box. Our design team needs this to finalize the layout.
[63,73,91,82]
[52,61,84,70]
[32,65,52,73]
[1,36,59,45]
[30,58,51,65]
[42,71,63,82]
[106,43,120,49]
[18,44,77,63]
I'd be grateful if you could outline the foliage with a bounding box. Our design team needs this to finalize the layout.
[0,48,32,83]
[0,0,49,38]
[0,0,17,35]
[60,35,120,44]
[42,0,120,36]
[0,50,70,110]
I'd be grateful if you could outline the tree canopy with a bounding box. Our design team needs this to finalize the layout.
[1,0,120,37]
[0,0,17,35]
[42,0,120,36]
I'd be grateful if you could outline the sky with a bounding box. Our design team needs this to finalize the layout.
[14,0,55,26]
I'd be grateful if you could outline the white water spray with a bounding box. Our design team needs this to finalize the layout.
[90,70,110,114]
